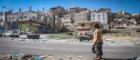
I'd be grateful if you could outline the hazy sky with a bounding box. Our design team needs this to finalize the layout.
[0,0,140,13]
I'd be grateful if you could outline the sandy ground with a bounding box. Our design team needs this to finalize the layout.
[0,36,140,60]
[17,34,140,46]
[103,34,140,46]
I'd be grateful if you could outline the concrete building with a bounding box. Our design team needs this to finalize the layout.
[90,11,108,29]
[48,6,66,32]
[0,12,5,32]
[68,7,88,14]
[49,5,65,17]
[6,13,19,30]
[61,14,72,24]
[98,8,111,13]
[73,11,90,23]
[17,6,44,22]
[19,11,38,21]
[132,13,140,24]
[112,18,136,29]
[0,12,5,26]
[61,14,74,31]
[7,13,18,22]
[90,11,108,24]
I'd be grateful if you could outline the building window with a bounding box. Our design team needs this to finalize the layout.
[98,15,100,21]
[81,23,85,27]
[23,16,27,18]
[13,17,15,19]
[92,14,94,17]
[103,17,105,20]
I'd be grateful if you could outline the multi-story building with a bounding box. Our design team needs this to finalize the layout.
[18,6,46,22]
[0,12,5,26]
[90,11,108,29]
[90,11,108,24]
[48,6,66,32]
[18,11,38,21]
[0,12,5,32]
[49,5,65,17]
[61,14,74,31]
[98,8,111,13]
[73,11,90,23]
[7,13,18,22]
[132,13,140,24]
[68,7,88,14]
[16,7,47,33]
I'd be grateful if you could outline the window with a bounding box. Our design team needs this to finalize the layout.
[103,17,105,20]
[24,16,27,18]
[81,23,85,27]
[92,14,94,17]
[98,15,100,20]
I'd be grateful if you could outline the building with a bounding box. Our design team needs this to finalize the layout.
[90,11,108,29]
[18,11,38,21]
[7,13,18,22]
[90,11,108,24]
[6,13,19,30]
[68,7,88,14]
[49,5,65,17]
[73,11,90,23]
[61,14,74,31]
[132,13,140,24]
[67,7,88,24]
[98,8,111,13]
[18,20,42,33]
[0,12,5,32]
[17,6,45,22]
[0,12,5,27]
[18,12,47,33]
[112,18,136,29]
[48,6,66,32]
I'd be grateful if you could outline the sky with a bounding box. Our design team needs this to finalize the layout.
[0,0,139,13]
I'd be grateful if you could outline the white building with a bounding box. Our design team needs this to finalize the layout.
[7,13,18,22]
[90,11,108,24]
[73,11,90,23]
[0,13,18,26]
[0,13,5,26]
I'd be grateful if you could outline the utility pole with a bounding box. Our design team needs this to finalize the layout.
[131,22,132,41]
[18,8,22,34]
[29,20,32,33]
[43,7,44,12]
[53,14,56,32]
[130,19,134,41]
[4,11,8,32]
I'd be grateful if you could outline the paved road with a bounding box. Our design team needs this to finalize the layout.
[0,37,140,59]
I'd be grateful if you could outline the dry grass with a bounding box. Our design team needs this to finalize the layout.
[47,33,75,40]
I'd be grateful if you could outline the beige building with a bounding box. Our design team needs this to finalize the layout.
[61,14,74,31]
[68,7,88,14]
[73,11,90,23]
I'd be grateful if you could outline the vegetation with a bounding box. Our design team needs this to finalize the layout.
[132,32,140,37]
[19,23,29,32]
[19,23,38,32]
[47,32,75,40]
